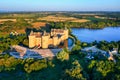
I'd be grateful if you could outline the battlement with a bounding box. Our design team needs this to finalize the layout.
[28,29,68,48]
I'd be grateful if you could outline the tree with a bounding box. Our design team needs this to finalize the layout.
[4,57,19,71]
[71,45,81,54]
[88,60,115,80]
[22,38,29,47]
[57,49,69,61]
[65,60,86,80]
[24,59,47,73]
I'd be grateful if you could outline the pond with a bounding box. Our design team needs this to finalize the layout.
[72,27,120,42]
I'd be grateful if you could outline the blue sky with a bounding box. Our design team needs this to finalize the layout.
[0,0,120,11]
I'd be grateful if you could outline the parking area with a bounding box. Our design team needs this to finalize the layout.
[10,45,62,59]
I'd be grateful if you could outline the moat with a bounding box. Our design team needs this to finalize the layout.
[72,27,120,42]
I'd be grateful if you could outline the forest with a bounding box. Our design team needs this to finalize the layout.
[0,43,120,80]
[48,19,120,29]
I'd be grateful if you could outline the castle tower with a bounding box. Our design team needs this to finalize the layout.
[53,35,59,47]
[41,31,49,48]
[29,35,36,48]
[64,29,69,39]
[36,37,41,47]
[51,29,55,36]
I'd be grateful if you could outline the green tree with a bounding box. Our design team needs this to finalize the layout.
[24,59,47,73]
[71,45,81,54]
[65,60,86,80]
[57,49,69,61]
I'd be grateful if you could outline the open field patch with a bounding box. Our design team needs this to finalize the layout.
[38,15,90,22]
[0,19,16,23]
[31,22,46,28]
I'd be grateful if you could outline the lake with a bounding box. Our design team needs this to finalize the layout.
[72,27,120,42]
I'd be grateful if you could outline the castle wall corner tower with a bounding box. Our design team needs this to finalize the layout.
[29,35,36,48]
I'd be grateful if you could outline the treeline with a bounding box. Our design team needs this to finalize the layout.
[93,40,120,53]
[0,18,32,33]
[75,40,120,53]
[48,19,120,29]
[0,13,48,19]
[0,45,120,80]
[0,35,28,53]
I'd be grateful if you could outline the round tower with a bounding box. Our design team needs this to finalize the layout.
[42,31,50,48]
[64,29,69,39]
[29,35,36,48]
[41,35,49,48]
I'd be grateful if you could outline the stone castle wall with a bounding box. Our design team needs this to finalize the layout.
[29,29,68,49]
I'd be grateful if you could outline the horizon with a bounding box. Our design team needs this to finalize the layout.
[0,10,120,14]
[0,0,120,12]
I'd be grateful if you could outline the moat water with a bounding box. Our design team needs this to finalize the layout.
[59,38,74,48]
[71,27,120,42]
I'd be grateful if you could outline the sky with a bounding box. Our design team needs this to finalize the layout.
[0,0,120,11]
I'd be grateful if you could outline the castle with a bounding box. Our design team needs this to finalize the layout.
[28,28,69,49]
